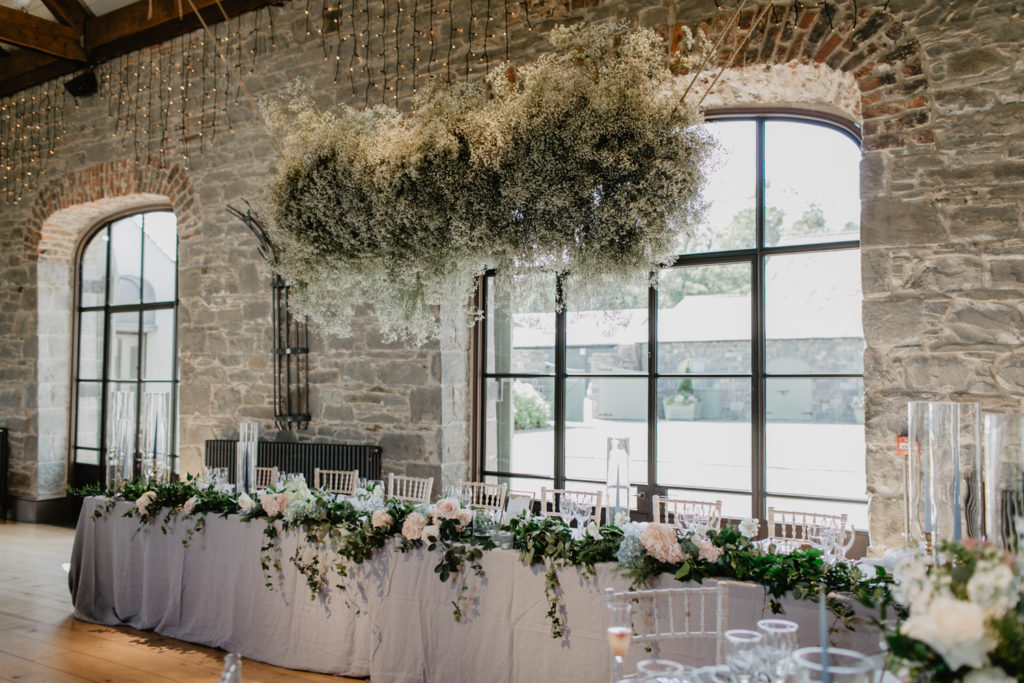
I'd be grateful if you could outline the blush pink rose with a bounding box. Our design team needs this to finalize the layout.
[698,543,723,563]
[372,510,394,529]
[135,490,157,516]
[402,512,427,540]
[431,498,460,522]
[640,523,687,564]
[182,496,197,516]
[261,492,289,517]
[455,508,475,530]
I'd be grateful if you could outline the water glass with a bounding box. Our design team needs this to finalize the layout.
[473,509,498,538]
[634,659,690,682]
[757,618,799,682]
[792,647,874,683]
[724,629,762,683]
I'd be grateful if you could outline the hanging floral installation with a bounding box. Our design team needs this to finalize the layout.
[261,22,716,344]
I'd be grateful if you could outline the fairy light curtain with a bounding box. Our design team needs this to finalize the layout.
[0,0,859,205]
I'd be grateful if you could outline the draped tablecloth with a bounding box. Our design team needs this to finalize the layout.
[69,497,882,682]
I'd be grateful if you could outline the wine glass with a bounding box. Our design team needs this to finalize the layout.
[724,629,762,683]
[757,618,799,682]
[605,593,632,683]
[573,495,592,538]
[558,494,578,533]
[834,523,856,563]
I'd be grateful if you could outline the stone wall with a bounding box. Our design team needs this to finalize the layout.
[1,0,1023,546]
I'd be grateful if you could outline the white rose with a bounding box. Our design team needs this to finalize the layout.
[237,492,254,512]
[421,524,440,541]
[964,667,1016,683]
[900,596,996,671]
[738,517,759,538]
[586,522,602,540]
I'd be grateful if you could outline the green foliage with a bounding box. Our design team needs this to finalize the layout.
[76,481,899,645]
[512,381,550,430]
[665,365,697,406]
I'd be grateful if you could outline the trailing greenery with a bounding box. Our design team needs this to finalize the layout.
[259,22,714,344]
[73,479,895,645]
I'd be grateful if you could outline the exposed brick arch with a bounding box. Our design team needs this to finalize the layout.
[25,159,200,263]
[672,3,930,150]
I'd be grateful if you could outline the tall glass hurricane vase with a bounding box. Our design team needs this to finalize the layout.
[606,437,630,526]
[235,421,258,494]
[140,393,171,483]
[106,391,136,489]
[907,401,982,553]
[983,412,1024,554]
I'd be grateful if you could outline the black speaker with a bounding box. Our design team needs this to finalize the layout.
[64,71,98,97]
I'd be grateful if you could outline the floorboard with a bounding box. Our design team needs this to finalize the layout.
[0,518,363,682]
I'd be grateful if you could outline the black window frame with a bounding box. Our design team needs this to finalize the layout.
[71,208,180,487]
[475,114,866,525]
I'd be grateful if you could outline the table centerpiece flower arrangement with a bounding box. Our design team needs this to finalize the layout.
[883,542,1024,682]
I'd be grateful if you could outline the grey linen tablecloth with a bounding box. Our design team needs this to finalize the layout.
[69,497,882,682]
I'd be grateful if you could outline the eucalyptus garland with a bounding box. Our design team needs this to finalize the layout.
[73,478,892,642]
[260,22,714,344]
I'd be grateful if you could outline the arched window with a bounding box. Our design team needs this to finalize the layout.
[71,210,179,486]
[478,115,866,529]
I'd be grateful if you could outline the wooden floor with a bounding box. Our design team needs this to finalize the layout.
[0,519,362,682]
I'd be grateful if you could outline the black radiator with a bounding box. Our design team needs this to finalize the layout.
[204,439,381,484]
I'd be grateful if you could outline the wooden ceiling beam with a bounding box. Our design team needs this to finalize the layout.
[0,6,87,61]
[85,0,281,63]
[0,0,279,98]
[41,0,95,28]
[0,52,80,98]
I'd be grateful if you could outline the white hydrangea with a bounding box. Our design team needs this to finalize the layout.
[967,562,1019,620]
[892,552,936,611]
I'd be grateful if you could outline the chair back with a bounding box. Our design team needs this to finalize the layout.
[255,466,278,489]
[539,487,603,523]
[767,507,848,550]
[651,496,723,530]
[387,472,434,503]
[606,582,729,666]
[314,468,358,495]
[457,481,507,511]
[506,490,535,518]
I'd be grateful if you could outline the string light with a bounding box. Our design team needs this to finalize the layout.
[1,0,528,200]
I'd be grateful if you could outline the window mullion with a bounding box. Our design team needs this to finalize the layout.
[97,225,114,483]
[647,273,658,497]
[554,276,566,489]
[752,117,767,524]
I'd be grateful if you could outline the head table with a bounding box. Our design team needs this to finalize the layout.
[68,496,882,682]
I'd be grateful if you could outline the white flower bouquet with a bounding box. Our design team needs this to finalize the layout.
[886,542,1023,681]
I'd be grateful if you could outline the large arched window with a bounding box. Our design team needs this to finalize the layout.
[478,115,866,529]
[72,210,179,486]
